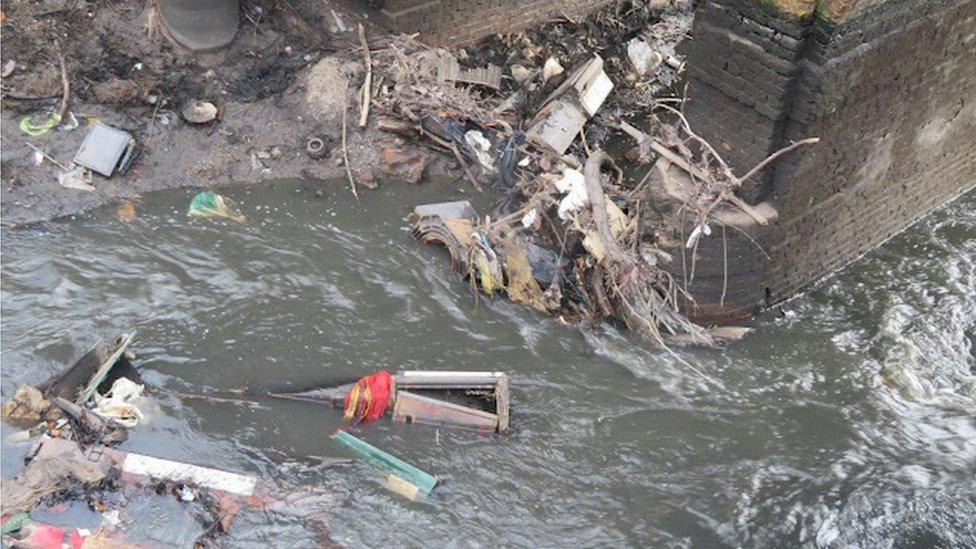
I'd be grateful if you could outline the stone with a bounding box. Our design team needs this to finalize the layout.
[1,384,60,421]
[627,39,662,76]
[542,57,564,83]
[358,169,378,189]
[381,146,428,185]
[181,100,218,124]
[510,64,533,83]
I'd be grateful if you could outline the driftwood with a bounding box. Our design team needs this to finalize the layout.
[580,151,716,357]
[55,41,70,123]
[341,87,358,199]
[357,23,372,128]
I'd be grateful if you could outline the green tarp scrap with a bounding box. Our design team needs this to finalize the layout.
[188,191,246,223]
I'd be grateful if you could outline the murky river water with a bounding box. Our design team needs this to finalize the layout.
[2,181,974,547]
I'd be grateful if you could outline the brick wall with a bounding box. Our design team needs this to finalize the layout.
[677,0,976,323]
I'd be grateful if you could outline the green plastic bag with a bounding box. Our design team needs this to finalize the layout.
[188,191,245,223]
[19,113,62,136]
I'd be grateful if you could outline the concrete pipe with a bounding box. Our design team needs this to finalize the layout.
[157,0,240,52]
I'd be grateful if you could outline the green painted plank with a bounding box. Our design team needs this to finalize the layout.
[332,430,438,495]
[77,331,137,405]
[0,512,31,535]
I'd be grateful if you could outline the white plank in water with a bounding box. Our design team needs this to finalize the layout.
[122,453,257,496]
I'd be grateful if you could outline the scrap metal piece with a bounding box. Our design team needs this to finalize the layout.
[526,97,587,157]
[395,371,510,434]
[412,200,478,221]
[36,334,138,405]
[393,390,499,431]
[73,123,136,177]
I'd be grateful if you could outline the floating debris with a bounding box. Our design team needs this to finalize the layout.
[188,191,246,223]
[333,430,438,496]
[116,200,137,222]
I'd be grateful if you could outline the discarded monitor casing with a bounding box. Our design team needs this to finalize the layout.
[73,123,137,177]
[391,371,509,434]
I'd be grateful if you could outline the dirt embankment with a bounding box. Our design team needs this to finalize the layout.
[0,1,450,225]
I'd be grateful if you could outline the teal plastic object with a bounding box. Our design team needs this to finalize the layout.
[332,430,438,495]
[0,512,30,535]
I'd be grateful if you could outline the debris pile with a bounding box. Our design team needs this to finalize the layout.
[360,1,816,352]
[2,330,513,539]
[0,333,351,545]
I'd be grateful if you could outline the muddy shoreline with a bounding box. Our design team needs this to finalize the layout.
[1,1,453,225]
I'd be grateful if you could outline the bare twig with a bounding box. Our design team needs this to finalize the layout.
[579,126,592,157]
[727,223,771,261]
[54,42,70,123]
[341,91,359,199]
[720,225,728,306]
[735,137,820,184]
[25,142,68,170]
[450,142,484,193]
[357,23,372,128]
[619,120,771,226]
[724,193,769,226]
[656,103,734,181]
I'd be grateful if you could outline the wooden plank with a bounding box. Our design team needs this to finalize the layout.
[37,339,107,401]
[77,331,137,405]
[122,453,257,497]
[392,390,498,431]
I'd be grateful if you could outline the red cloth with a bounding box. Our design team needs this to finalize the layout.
[24,524,65,549]
[343,370,393,422]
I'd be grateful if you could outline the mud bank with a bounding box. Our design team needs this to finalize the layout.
[0,1,454,225]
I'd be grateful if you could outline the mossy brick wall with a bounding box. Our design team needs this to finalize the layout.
[345,0,618,44]
[678,0,976,322]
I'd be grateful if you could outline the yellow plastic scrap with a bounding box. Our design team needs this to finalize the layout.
[343,382,372,422]
[504,243,548,312]
[471,248,497,295]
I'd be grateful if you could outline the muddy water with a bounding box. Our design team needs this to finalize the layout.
[2,181,974,547]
